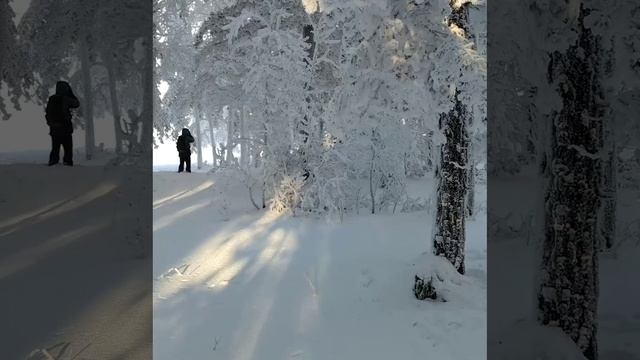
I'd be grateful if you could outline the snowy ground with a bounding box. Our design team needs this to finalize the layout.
[153,162,215,173]
[0,163,152,360]
[0,148,117,166]
[489,171,640,359]
[153,171,487,360]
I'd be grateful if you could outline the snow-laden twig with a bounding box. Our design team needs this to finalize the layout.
[448,160,470,170]
[564,144,605,160]
[316,56,340,70]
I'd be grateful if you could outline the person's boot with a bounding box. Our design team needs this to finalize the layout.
[49,153,59,166]
[63,162,73,167]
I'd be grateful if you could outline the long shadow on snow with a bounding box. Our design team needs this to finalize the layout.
[0,166,151,360]
[153,207,275,279]
[154,216,325,360]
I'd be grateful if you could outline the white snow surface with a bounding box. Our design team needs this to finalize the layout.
[153,171,487,360]
[0,148,117,166]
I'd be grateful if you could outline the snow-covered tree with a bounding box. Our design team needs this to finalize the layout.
[411,0,485,298]
[0,0,32,120]
[18,0,100,159]
[157,0,485,228]
[17,0,152,159]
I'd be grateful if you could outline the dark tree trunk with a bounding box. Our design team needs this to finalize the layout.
[79,35,95,160]
[105,53,123,154]
[208,116,217,168]
[240,106,248,168]
[369,144,376,215]
[466,143,475,217]
[196,106,203,169]
[225,110,234,165]
[139,35,154,159]
[599,139,616,251]
[538,6,602,360]
[299,24,315,181]
[433,94,469,275]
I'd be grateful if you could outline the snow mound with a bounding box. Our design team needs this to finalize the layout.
[414,253,469,301]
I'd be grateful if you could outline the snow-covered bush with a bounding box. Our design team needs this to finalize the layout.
[270,174,305,214]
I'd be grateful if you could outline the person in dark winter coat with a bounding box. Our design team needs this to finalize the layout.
[176,128,195,173]
[45,81,80,166]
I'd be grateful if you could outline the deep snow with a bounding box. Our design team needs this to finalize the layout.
[0,163,152,360]
[153,171,487,360]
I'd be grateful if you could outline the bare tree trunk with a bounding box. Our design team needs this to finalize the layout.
[538,7,601,359]
[433,95,469,275]
[599,101,616,251]
[600,142,616,250]
[105,54,123,154]
[140,36,154,157]
[195,107,203,169]
[79,35,95,160]
[240,106,248,168]
[369,145,376,215]
[226,109,234,165]
[466,143,475,217]
[208,115,217,168]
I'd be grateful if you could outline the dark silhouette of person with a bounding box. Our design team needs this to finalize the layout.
[45,81,79,166]
[176,128,195,173]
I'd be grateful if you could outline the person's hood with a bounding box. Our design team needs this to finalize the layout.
[182,128,190,136]
[55,81,71,96]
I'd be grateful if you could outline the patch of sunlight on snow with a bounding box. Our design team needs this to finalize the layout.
[154,212,285,302]
[0,221,109,280]
[152,201,211,232]
[206,258,249,290]
[448,22,467,39]
[0,182,117,236]
[0,198,68,229]
[44,183,117,217]
[301,0,319,14]
[243,227,294,281]
[152,180,215,209]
